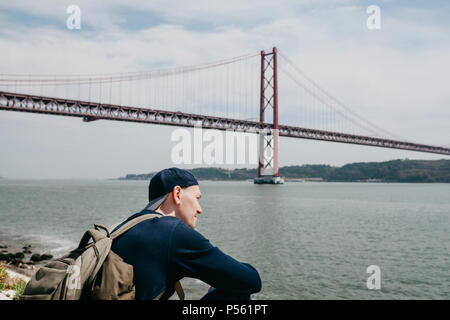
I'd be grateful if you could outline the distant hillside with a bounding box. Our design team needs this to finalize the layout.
[118,159,450,183]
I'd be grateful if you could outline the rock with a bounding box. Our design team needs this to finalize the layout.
[10,258,21,266]
[19,263,32,270]
[22,246,32,254]
[29,253,53,262]
[14,252,25,259]
[0,253,16,262]
[40,253,53,261]
[0,252,26,265]
[22,246,32,253]
[30,254,42,262]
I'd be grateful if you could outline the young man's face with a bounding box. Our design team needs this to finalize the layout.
[177,185,202,229]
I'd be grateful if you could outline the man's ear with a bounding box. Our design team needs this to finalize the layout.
[172,186,182,205]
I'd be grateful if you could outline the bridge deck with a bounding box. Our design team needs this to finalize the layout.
[1,91,449,156]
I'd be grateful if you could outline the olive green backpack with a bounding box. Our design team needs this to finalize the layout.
[20,213,184,300]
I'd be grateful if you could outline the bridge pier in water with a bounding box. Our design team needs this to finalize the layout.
[254,175,285,184]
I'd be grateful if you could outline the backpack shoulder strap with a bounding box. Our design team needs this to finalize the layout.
[78,228,109,249]
[110,213,162,240]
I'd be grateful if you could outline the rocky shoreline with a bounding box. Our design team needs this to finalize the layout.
[0,243,53,277]
[0,242,56,300]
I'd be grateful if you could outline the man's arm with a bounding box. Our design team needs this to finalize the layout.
[169,221,262,295]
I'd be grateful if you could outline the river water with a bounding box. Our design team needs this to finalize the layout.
[0,179,449,299]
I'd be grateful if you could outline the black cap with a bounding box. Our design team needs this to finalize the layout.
[144,167,199,211]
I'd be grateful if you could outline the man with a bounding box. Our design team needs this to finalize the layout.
[111,167,262,300]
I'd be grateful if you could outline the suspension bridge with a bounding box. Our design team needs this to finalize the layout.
[1,47,449,184]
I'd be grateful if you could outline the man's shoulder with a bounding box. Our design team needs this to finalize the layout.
[134,213,204,237]
[170,220,212,250]
[117,211,209,244]
[136,214,183,232]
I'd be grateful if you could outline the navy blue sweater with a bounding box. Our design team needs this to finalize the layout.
[111,210,262,300]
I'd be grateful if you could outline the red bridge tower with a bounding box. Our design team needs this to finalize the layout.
[254,47,284,184]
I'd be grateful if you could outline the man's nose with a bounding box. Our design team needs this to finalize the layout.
[197,207,203,215]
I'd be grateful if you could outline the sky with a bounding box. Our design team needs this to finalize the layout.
[0,0,449,179]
